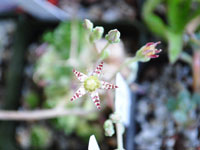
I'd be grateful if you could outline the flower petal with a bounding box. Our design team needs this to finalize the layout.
[92,61,104,77]
[142,49,153,55]
[73,69,88,82]
[90,91,101,110]
[155,49,162,54]
[100,81,118,90]
[146,42,154,47]
[70,86,87,101]
[149,54,159,58]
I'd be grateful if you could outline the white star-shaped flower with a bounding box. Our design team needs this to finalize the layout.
[70,61,118,110]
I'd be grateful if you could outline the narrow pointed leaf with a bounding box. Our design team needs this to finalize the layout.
[88,135,100,150]
[115,73,131,126]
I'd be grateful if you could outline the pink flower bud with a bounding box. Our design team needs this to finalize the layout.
[136,41,162,62]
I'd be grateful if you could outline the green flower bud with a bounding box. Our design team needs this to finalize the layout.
[90,26,104,43]
[104,119,115,137]
[109,113,121,123]
[83,19,93,32]
[105,29,120,44]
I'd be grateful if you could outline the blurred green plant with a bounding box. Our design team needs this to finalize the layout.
[30,125,52,149]
[76,120,103,142]
[24,91,40,109]
[43,21,85,59]
[33,20,106,142]
[143,0,200,63]
[167,89,200,127]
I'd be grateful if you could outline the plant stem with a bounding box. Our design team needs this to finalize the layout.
[68,19,79,67]
[193,50,200,92]
[69,19,78,59]
[110,56,138,80]
[93,43,99,53]
[116,122,124,150]
[0,109,96,121]
[189,34,200,47]
[179,52,192,66]
[100,42,110,58]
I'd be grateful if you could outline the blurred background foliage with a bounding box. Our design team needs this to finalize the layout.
[167,89,200,126]
[28,21,103,146]
[143,0,200,63]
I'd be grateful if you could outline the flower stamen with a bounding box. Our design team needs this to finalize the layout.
[84,76,100,92]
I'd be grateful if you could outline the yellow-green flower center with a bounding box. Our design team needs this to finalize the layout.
[84,76,100,92]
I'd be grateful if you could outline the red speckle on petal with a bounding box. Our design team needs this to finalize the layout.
[94,100,100,103]
[93,96,98,99]
[76,93,79,97]
[77,72,80,77]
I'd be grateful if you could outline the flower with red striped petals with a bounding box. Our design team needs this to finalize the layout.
[70,61,118,110]
[136,41,162,62]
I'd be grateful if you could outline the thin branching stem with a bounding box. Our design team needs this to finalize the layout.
[110,57,138,80]
[116,123,124,150]
[100,42,110,57]
[0,109,96,121]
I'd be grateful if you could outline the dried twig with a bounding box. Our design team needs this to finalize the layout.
[0,109,96,121]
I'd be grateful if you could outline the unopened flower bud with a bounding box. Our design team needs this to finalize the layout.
[90,26,104,42]
[83,19,93,32]
[109,113,121,123]
[105,29,120,44]
[104,119,115,137]
[136,41,162,62]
